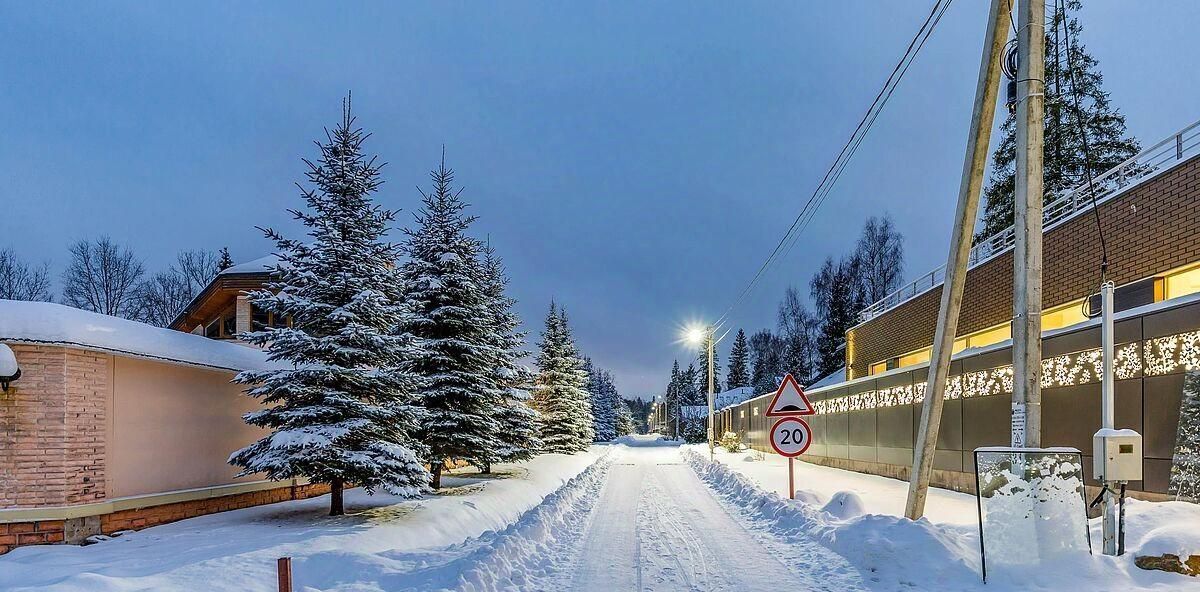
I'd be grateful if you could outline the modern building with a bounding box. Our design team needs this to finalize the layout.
[717,120,1200,500]
[168,255,280,339]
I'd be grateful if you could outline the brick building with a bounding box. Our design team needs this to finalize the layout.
[0,302,327,554]
[717,120,1200,498]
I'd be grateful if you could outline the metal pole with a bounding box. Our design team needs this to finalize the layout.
[905,0,1011,520]
[788,458,795,500]
[707,327,716,460]
[1100,281,1118,555]
[1012,0,1045,448]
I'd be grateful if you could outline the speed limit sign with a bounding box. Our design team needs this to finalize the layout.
[769,417,812,457]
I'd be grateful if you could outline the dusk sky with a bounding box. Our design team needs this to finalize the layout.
[2,1,1196,397]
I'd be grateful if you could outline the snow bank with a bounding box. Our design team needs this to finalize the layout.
[0,300,275,371]
[0,449,607,591]
[684,447,1200,591]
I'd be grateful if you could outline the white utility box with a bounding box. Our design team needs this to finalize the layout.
[1093,428,1143,482]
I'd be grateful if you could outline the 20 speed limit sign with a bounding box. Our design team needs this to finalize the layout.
[769,417,812,457]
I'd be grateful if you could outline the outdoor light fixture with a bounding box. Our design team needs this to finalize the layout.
[0,343,20,392]
[682,325,706,347]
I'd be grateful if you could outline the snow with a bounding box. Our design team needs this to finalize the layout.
[8,439,1200,591]
[690,445,1200,591]
[807,366,846,389]
[0,300,276,372]
[0,449,606,592]
[218,253,281,276]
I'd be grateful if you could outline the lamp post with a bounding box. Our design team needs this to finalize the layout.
[683,324,717,460]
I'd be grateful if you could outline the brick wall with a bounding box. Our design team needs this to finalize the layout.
[0,345,108,508]
[848,154,1200,378]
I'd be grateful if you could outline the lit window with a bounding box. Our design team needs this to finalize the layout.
[1164,264,1200,301]
[966,323,1011,349]
[739,410,745,419]
[1043,300,1087,332]
[753,407,759,416]
[870,361,889,375]
[898,347,931,368]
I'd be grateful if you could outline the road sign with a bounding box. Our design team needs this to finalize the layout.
[769,417,812,457]
[765,373,814,417]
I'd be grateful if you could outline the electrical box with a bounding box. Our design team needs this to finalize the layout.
[1093,428,1143,482]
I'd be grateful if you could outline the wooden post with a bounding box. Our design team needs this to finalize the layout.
[788,458,795,500]
[905,0,1012,520]
[277,557,293,592]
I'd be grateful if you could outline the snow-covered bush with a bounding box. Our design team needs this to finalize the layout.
[719,431,741,453]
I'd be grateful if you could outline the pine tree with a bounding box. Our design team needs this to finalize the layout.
[230,100,428,515]
[977,0,1140,241]
[477,243,541,470]
[533,303,593,452]
[695,334,722,396]
[398,155,500,489]
[663,360,683,437]
[615,398,635,437]
[217,247,234,271]
[749,330,785,395]
[585,362,619,442]
[811,256,862,377]
[726,329,751,389]
[777,287,818,384]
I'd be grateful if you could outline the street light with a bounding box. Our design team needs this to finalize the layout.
[682,322,716,460]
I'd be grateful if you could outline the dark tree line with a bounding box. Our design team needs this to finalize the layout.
[670,214,903,411]
[3,238,232,327]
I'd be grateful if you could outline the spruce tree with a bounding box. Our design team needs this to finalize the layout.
[477,243,541,470]
[533,303,593,452]
[726,329,751,389]
[583,359,619,442]
[230,100,429,515]
[695,334,722,396]
[664,360,683,437]
[749,330,785,394]
[398,156,500,489]
[217,247,234,271]
[811,256,862,377]
[977,0,1140,240]
[615,398,635,437]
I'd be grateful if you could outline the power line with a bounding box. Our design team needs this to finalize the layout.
[714,0,955,330]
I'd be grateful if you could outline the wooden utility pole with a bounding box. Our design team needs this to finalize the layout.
[905,0,1012,520]
[1012,0,1045,448]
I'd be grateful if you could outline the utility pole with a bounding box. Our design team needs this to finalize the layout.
[707,328,716,460]
[905,0,1011,520]
[1012,0,1045,448]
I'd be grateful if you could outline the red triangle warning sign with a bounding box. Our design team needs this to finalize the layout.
[765,373,814,416]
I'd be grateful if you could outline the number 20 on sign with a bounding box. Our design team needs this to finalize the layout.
[770,417,812,501]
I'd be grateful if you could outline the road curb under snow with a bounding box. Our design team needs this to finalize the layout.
[681,449,984,590]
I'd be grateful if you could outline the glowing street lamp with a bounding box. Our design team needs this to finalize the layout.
[681,322,716,459]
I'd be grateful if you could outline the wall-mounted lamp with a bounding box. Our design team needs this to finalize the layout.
[0,344,20,392]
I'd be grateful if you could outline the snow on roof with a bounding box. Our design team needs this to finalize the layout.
[715,386,755,410]
[807,367,846,390]
[218,253,281,276]
[0,300,277,372]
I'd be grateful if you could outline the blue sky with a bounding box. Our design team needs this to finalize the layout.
[1,1,1196,396]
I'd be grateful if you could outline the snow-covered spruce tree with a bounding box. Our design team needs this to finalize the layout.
[726,329,750,389]
[532,302,593,452]
[663,360,683,437]
[475,242,541,472]
[399,157,501,489]
[977,0,1139,241]
[584,358,618,442]
[615,398,635,437]
[230,101,429,516]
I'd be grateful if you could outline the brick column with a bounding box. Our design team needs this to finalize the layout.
[236,295,252,335]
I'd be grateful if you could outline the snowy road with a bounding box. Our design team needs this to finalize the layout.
[552,444,867,592]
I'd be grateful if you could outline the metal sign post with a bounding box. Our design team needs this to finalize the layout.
[766,375,815,500]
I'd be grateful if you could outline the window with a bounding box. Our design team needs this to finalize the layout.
[223,313,237,337]
[252,306,270,330]
[739,410,745,419]
[205,320,220,339]
[870,361,889,375]
[1043,300,1087,332]
[965,322,1011,349]
[753,407,759,417]
[898,347,931,368]
[1164,263,1200,301]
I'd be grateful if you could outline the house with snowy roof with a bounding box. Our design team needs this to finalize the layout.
[169,254,282,339]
